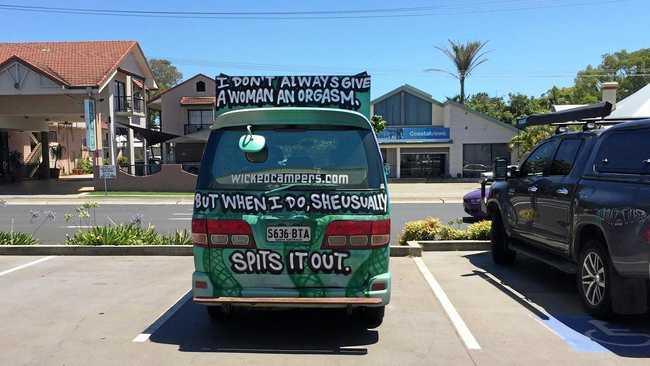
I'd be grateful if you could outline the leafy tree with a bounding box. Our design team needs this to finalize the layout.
[371,115,387,133]
[510,125,555,156]
[546,48,650,104]
[427,40,489,104]
[148,59,183,92]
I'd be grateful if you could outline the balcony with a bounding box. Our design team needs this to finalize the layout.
[184,123,211,135]
[114,96,145,116]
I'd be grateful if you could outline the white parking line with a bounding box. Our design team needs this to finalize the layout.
[168,217,192,221]
[0,256,55,277]
[414,257,481,350]
[132,291,192,343]
[172,213,193,216]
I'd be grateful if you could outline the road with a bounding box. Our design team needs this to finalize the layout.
[0,203,466,245]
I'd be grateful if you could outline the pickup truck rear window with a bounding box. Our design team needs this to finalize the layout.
[596,130,650,174]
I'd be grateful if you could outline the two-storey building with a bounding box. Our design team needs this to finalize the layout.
[372,84,519,179]
[148,74,215,165]
[0,41,157,180]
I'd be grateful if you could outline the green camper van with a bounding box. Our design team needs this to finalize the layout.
[191,107,391,327]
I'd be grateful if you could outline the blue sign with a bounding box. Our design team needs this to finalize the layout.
[84,99,96,151]
[377,126,450,142]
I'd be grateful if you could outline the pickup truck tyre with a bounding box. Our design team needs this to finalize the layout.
[577,240,613,319]
[359,306,385,328]
[491,212,516,266]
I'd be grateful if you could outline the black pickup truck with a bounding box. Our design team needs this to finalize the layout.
[485,103,650,318]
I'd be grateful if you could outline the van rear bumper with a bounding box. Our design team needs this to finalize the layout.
[193,296,382,307]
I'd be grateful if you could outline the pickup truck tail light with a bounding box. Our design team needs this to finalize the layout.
[322,220,390,249]
[191,218,256,248]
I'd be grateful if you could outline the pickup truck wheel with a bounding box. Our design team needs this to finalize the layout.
[491,212,516,266]
[359,306,385,329]
[577,240,613,318]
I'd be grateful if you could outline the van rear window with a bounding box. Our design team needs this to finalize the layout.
[197,126,383,190]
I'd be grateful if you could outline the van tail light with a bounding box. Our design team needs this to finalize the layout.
[207,219,256,248]
[322,220,390,249]
[191,218,208,247]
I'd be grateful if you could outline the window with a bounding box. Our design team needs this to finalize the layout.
[197,127,383,190]
[596,130,650,174]
[550,139,582,176]
[114,81,126,111]
[521,140,559,177]
[196,81,206,92]
[188,110,213,125]
[463,143,510,178]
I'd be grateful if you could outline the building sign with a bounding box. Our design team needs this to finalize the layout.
[99,165,116,179]
[84,99,96,151]
[376,126,450,142]
[214,72,371,118]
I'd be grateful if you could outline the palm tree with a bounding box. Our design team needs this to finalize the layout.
[426,40,489,104]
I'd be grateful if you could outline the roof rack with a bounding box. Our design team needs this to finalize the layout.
[516,101,614,128]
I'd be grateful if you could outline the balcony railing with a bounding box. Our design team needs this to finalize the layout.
[184,123,211,135]
[115,96,145,114]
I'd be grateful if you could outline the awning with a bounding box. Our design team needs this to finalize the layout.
[116,123,180,145]
[166,128,211,144]
[179,96,216,106]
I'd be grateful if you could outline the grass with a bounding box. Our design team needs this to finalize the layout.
[86,191,194,197]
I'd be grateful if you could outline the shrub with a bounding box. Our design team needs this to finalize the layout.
[0,231,38,245]
[465,220,492,240]
[65,224,192,245]
[399,217,443,245]
[117,155,129,168]
[78,157,93,174]
[398,218,492,243]
[160,229,192,245]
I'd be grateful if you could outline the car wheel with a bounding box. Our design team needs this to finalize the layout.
[577,240,613,318]
[359,306,385,328]
[491,211,516,266]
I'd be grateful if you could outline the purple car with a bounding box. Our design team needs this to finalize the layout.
[463,186,490,220]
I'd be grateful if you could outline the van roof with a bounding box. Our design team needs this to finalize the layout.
[212,107,372,130]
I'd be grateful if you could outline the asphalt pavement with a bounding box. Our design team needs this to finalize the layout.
[0,203,466,245]
[3,253,649,365]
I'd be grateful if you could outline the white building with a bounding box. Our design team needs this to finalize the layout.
[371,84,519,179]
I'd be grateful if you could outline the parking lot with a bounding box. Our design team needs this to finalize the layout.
[2,252,650,365]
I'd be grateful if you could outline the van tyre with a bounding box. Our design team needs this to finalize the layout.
[577,240,613,319]
[491,211,516,266]
[360,306,385,328]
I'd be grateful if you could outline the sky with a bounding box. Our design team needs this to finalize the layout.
[1,0,648,101]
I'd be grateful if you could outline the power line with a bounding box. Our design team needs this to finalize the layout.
[0,0,626,20]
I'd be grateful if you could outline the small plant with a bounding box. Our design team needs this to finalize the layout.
[465,220,492,240]
[0,231,38,245]
[399,217,443,245]
[399,217,492,244]
[117,155,129,168]
[371,114,386,133]
[160,229,192,245]
[78,157,93,174]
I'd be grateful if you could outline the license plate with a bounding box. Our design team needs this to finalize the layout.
[266,226,311,242]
